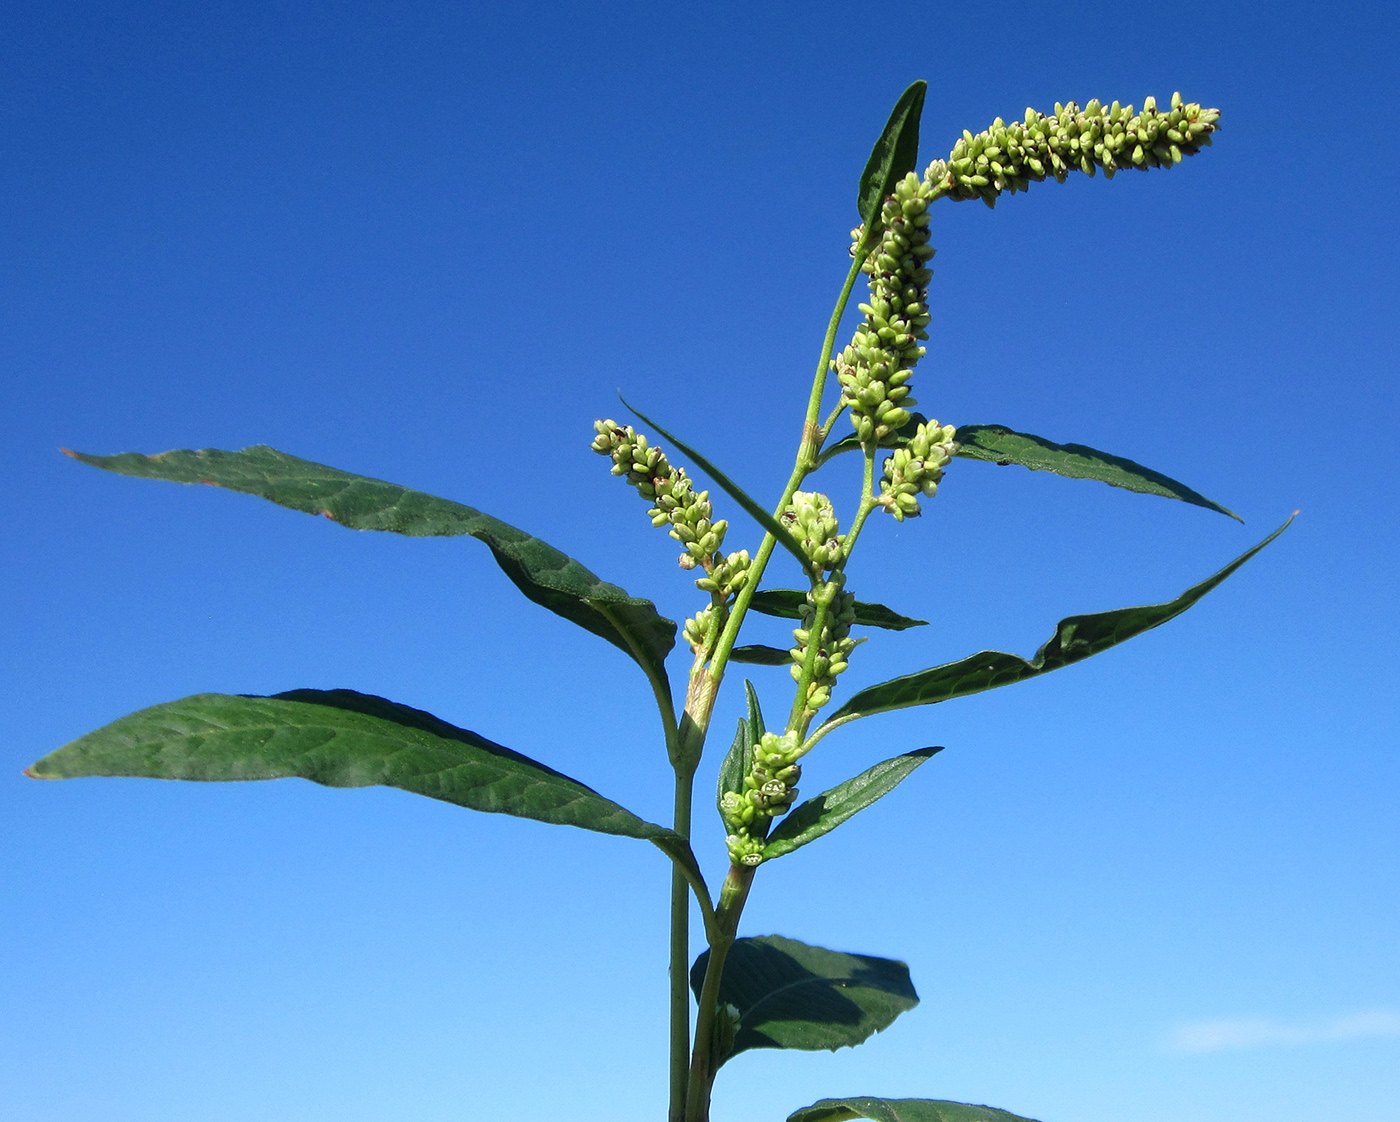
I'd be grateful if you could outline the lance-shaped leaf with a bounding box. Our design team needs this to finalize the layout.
[717,681,765,815]
[751,590,927,631]
[26,689,679,844]
[817,516,1293,735]
[689,934,918,1064]
[65,446,676,679]
[730,644,794,666]
[618,398,810,572]
[954,424,1240,521]
[789,1097,1044,1122]
[859,81,928,227]
[763,748,941,860]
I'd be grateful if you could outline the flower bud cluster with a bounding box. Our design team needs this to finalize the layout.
[721,730,803,867]
[878,419,959,521]
[695,549,751,598]
[790,582,859,716]
[835,171,939,445]
[683,606,715,654]
[932,93,1220,207]
[780,491,844,574]
[591,420,728,566]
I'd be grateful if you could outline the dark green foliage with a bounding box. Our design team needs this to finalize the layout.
[788,1097,1043,1122]
[750,590,927,631]
[66,446,677,679]
[763,748,941,860]
[729,645,794,665]
[717,682,764,815]
[818,516,1293,733]
[859,81,928,226]
[28,689,675,842]
[953,424,1240,520]
[618,399,809,570]
[690,935,918,1064]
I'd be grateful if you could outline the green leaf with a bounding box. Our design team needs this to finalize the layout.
[730,644,793,666]
[817,516,1293,735]
[763,748,941,860]
[788,1097,1043,1122]
[717,682,764,817]
[689,934,918,1064]
[751,590,927,631]
[718,717,751,814]
[954,424,1240,521]
[745,678,766,740]
[617,398,811,572]
[65,445,676,679]
[859,81,928,227]
[26,689,677,844]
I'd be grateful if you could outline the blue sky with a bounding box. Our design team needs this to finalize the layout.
[2,2,1396,1121]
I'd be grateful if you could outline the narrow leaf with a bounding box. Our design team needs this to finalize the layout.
[618,397,811,571]
[718,682,763,819]
[65,446,676,679]
[751,590,927,631]
[730,644,794,666]
[746,679,766,740]
[789,1097,1044,1122]
[26,689,676,844]
[859,82,928,226]
[690,934,918,1064]
[818,516,1293,734]
[717,717,751,814]
[954,424,1240,521]
[764,748,942,860]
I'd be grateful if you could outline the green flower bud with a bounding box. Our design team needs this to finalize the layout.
[927,95,1219,207]
[836,169,939,448]
[786,580,862,721]
[878,419,959,521]
[591,419,730,576]
[781,491,845,573]
[683,606,716,653]
[725,833,766,867]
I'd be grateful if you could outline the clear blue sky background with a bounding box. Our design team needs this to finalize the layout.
[3,3,1396,1121]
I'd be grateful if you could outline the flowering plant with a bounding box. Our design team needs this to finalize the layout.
[26,82,1288,1122]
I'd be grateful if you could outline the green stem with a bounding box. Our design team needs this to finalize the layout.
[709,238,874,682]
[817,400,848,448]
[843,447,880,554]
[787,589,834,731]
[684,864,755,1122]
[680,238,876,1120]
[798,232,876,468]
[668,763,696,1122]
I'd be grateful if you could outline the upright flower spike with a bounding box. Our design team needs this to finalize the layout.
[781,491,844,574]
[878,419,959,521]
[835,172,938,446]
[591,420,728,566]
[789,580,860,719]
[721,730,803,867]
[932,93,1221,207]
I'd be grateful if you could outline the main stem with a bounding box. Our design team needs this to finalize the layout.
[668,763,696,1122]
[681,235,876,1122]
[684,865,754,1121]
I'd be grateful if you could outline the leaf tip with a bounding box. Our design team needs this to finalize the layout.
[59,447,78,459]
[22,765,53,780]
